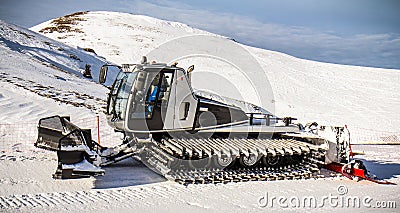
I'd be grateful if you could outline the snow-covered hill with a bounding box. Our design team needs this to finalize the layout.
[31,11,211,64]
[31,11,400,131]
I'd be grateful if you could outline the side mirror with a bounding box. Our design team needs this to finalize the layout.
[187,65,194,73]
[99,66,108,84]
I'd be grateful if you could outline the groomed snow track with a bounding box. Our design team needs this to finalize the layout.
[0,186,183,211]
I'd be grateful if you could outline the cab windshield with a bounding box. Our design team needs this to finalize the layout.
[108,68,174,121]
[108,71,137,120]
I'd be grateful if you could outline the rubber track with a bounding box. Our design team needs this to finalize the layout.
[167,160,322,185]
[162,138,322,159]
[145,138,327,185]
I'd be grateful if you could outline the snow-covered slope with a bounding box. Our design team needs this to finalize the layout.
[31,11,400,131]
[0,19,110,123]
[31,11,211,64]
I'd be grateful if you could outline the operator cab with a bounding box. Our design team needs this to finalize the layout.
[100,61,198,132]
[99,57,248,133]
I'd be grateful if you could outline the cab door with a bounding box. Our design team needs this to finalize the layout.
[144,70,174,130]
[168,69,198,130]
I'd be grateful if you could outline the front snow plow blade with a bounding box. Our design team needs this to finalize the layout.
[35,116,104,179]
[36,116,72,151]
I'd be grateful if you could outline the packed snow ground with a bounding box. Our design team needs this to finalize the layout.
[0,146,399,212]
[0,11,399,212]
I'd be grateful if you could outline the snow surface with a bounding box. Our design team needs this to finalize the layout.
[0,20,108,123]
[0,11,399,212]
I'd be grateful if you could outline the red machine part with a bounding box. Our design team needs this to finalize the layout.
[325,162,396,185]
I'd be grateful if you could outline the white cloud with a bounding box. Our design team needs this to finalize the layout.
[127,0,400,69]
[2,0,398,69]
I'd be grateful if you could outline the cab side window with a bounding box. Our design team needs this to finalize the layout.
[144,71,174,119]
[158,72,173,102]
[145,73,161,118]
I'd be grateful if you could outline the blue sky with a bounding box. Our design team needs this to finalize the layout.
[1,0,399,69]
